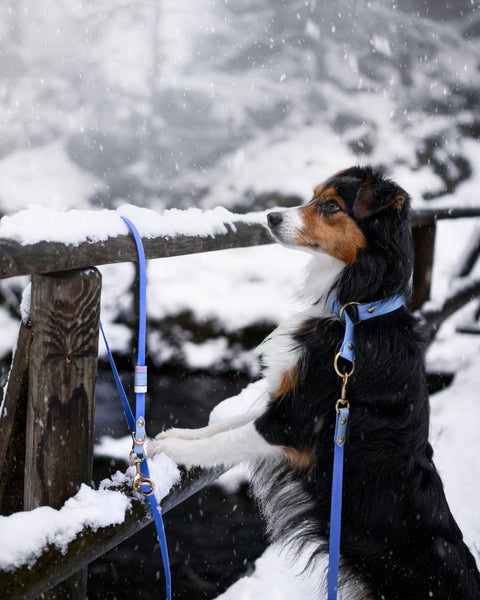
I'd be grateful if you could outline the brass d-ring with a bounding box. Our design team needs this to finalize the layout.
[338,301,362,324]
[334,351,355,378]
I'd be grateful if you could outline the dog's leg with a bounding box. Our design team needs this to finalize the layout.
[148,418,283,468]
[152,410,264,441]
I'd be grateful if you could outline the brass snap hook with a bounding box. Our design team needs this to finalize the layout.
[130,449,156,496]
[334,352,354,414]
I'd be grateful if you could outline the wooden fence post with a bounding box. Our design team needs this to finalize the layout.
[412,222,436,310]
[23,267,101,599]
[0,319,33,515]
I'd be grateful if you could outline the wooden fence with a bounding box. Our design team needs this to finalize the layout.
[1,204,480,599]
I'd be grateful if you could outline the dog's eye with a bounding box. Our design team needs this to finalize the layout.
[323,200,341,214]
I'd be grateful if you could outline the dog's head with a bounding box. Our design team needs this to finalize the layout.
[267,166,413,300]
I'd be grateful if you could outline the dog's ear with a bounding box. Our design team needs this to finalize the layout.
[353,179,408,220]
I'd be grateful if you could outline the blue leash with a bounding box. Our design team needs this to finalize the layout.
[326,295,404,599]
[100,216,172,600]
[327,406,349,600]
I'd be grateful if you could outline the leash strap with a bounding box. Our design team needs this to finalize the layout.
[100,216,172,600]
[99,322,135,432]
[327,407,349,600]
[326,294,403,599]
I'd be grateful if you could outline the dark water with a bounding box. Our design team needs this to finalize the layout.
[88,367,266,599]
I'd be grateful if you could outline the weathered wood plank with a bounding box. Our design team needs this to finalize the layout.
[411,224,436,310]
[0,221,273,280]
[24,268,101,510]
[1,207,479,280]
[21,268,102,599]
[411,206,480,226]
[0,320,33,515]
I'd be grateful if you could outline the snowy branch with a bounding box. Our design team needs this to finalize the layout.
[420,276,480,343]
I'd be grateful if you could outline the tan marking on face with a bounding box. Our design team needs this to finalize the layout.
[293,189,367,263]
[284,447,313,472]
[313,183,325,199]
[272,365,299,401]
[391,193,407,212]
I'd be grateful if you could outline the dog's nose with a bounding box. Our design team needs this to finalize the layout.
[267,212,283,229]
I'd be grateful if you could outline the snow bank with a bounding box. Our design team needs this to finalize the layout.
[0,453,179,572]
[215,543,323,600]
[0,485,131,571]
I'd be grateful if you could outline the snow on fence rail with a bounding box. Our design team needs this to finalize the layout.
[0,205,272,279]
[1,203,480,599]
[0,203,480,280]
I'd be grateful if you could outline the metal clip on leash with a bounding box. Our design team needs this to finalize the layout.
[334,351,354,414]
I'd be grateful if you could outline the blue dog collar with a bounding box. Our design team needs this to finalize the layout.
[328,294,404,362]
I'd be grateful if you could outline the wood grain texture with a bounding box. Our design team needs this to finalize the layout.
[0,222,273,279]
[24,268,101,511]
[0,320,33,514]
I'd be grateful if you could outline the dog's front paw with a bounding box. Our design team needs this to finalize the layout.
[148,436,199,467]
[153,427,200,441]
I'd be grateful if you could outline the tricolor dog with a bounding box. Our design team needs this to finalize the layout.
[150,166,480,599]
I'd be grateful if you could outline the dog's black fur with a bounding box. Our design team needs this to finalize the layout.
[256,166,480,598]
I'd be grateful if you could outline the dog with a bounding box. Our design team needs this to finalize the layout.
[149,166,480,599]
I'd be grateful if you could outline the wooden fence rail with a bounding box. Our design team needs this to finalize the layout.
[0,205,479,280]
[0,213,271,280]
[1,203,480,599]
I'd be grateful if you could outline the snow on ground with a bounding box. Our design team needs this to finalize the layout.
[145,244,307,331]
[215,543,324,600]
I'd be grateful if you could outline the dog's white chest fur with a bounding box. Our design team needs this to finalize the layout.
[258,254,344,397]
